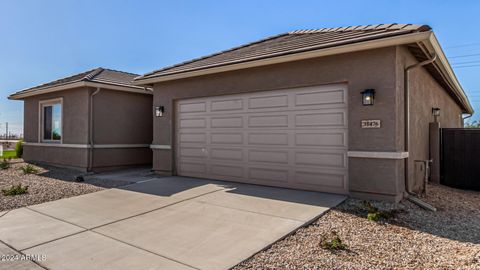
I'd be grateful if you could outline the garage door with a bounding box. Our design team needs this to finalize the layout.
[175,84,348,194]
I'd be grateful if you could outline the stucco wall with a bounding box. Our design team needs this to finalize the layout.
[398,46,463,192]
[23,87,90,169]
[22,87,153,171]
[151,47,406,200]
[92,89,153,144]
[23,87,90,144]
[91,89,153,169]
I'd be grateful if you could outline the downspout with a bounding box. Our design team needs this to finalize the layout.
[88,87,101,171]
[404,53,437,194]
[404,52,437,211]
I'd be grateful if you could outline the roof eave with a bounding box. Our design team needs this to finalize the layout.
[422,34,474,114]
[9,80,152,100]
[133,31,432,86]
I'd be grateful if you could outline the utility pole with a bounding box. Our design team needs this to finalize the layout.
[5,122,8,140]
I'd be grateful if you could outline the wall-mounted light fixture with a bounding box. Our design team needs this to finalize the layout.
[361,89,375,106]
[432,107,440,122]
[154,106,164,117]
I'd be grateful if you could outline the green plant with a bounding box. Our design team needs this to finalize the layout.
[0,159,10,170]
[363,201,398,221]
[2,184,28,196]
[20,164,39,174]
[320,231,348,250]
[465,120,480,128]
[15,140,23,158]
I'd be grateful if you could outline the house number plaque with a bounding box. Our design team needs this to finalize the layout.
[361,120,381,128]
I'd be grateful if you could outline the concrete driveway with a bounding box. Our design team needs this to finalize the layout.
[0,176,345,270]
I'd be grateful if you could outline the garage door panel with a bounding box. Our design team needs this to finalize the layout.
[211,133,243,144]
[176,84,348,194]
[295,132,347,148]
[179,118,207,129]
[249,168,289,183]
[211,117,243,128]
[248,133,289,145]
[211,99,243,111]
[210,148,244,161]
[295,89,346,106]
[211,164,245,178]
[179,102,207,113]
[179,147,205,158]
[295,112,346,127]
[248,115,289,128]
[179,133,207,143]
[248,95,289,109]
[248,150,289,164]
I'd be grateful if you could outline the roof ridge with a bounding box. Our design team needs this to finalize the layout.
[101,68,140,76]
[287,23,429,34]
[136,32,291,79]
[83,67,104,81]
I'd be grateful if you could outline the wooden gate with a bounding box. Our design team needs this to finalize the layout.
[441,128,480,190]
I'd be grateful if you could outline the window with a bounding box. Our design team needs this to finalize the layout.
[40,100,62,142]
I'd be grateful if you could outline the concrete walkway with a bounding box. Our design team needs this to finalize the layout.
[0,176,346,270]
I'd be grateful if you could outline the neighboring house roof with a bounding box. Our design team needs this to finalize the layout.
[134,23,473,114]
[9,67,151,100]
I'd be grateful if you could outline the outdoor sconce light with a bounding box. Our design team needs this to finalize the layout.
[432,107,440,122]
[155,106,164,117]
[361,89,375,106]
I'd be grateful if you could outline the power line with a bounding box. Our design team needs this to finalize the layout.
[452,64,480,68]
[445,42,480,49]
[451,60,480,65]
[449,53,480,59]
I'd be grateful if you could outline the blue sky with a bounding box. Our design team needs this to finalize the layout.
[1,0,480,135]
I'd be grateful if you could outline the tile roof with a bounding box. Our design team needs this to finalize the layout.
[135,24,431,81]
[11,67,140,96]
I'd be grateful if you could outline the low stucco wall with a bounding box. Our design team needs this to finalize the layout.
[91,148,152,171]
[24,146,88,171]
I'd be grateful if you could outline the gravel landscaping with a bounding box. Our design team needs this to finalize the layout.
[235,184,480,270]
[0,159,128,211]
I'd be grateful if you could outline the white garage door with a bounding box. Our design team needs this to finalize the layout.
[175,84,348,194]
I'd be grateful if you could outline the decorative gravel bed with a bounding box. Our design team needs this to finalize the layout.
[235,184,480,270]
[0,160,125,211]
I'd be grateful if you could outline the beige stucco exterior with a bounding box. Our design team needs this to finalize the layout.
[149,45,464,201]
[22,87,153,171]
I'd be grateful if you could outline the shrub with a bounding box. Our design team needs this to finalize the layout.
[20,164,39,174]
[2,184,28,196]
[15,140,23,158]
[320,231,348,251]
[363,201,398,221]
[0,159,10,170]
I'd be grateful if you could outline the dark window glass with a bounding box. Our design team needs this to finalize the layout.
[43,106,52,140]
[42,103,61,141]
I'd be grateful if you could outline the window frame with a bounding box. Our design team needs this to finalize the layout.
[38,98,63,144]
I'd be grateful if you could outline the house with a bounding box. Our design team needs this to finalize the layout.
[133,24,473,202]
[9,68,153,172]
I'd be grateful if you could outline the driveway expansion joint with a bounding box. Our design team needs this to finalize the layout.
[195,200,307,223]
[89,186,227,231]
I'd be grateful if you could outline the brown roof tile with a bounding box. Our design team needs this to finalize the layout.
[11,68,139,97]
[135,24,430,82]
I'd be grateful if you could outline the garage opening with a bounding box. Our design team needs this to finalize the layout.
[175,84,348,194]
